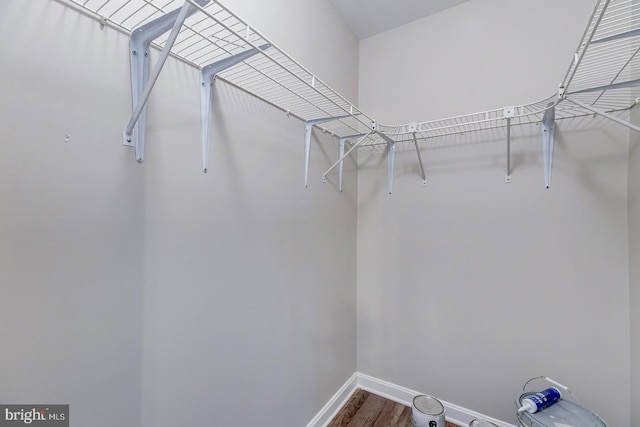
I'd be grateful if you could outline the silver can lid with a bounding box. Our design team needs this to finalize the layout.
[469,419,499,427]
[412,395,445,416]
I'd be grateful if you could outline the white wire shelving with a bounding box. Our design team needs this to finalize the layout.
[60,0,374,136]
[56,0,640,191]
[560,0,640,126]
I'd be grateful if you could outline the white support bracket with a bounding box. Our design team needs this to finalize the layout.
[541,103,555,189]
[338,138,346,192]
[304,114,353,187]
[566,78,640,96]
[565,97,640,133]
[503,106,515,183]
[376,132,396,194]
[506,118,512,183]
[123,0,210,162]
[410,133,426,186]
[323,131,374,183]
[592,28,640,44]
[388,142,396,194]
[407,122,426,186]
[337,134,365,192]
[201,43,271,173]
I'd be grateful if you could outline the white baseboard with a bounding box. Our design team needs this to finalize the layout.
[307,372,517,427]
[305,372,359,427]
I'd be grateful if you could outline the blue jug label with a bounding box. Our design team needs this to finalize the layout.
[529,387,562,410]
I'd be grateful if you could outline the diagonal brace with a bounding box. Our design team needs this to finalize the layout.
[337,134,365,192]
[123,0,209,162]
[566,78,640,95]
[565,97,640,133]
[304,114,353,187]
[323,131,374,182]
[592,28,640,44]
[201,44,271,173]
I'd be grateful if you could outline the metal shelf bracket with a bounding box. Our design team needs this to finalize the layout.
[338,138,346,192]
[542,103,555,188]
[59,0,640,193]
[323,131,374,184]
[506,117,512,183]
[201,43,271,173]
[376,132,396,194]
[123,0,209,162]
[337,134,365,192]
[411,132,426,186]
[304,114,352,187]
[503,106,515,183]
[388,142,396,194]
[565,97,640,133]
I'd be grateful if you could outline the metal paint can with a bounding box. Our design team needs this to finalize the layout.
[469,419,499,427]
[411,395,446,427]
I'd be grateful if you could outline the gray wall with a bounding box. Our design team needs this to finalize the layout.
[357,1,631,426]
[0,1,358,426]
[2,0,636,426]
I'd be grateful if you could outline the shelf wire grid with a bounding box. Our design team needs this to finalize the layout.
[562,0,640,111]
[59,0,639,147]
[378,0,640,145]
[64,0,375,140]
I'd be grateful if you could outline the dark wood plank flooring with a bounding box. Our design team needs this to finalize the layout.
[328,389,460,427]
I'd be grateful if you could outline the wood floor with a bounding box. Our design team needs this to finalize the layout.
[327,389,460,427]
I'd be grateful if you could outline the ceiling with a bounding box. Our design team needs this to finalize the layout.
[328,0,471,39]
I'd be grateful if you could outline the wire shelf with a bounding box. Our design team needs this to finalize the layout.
[58,0,639,148]
[63,0,374,139]
[562,0,640,111]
